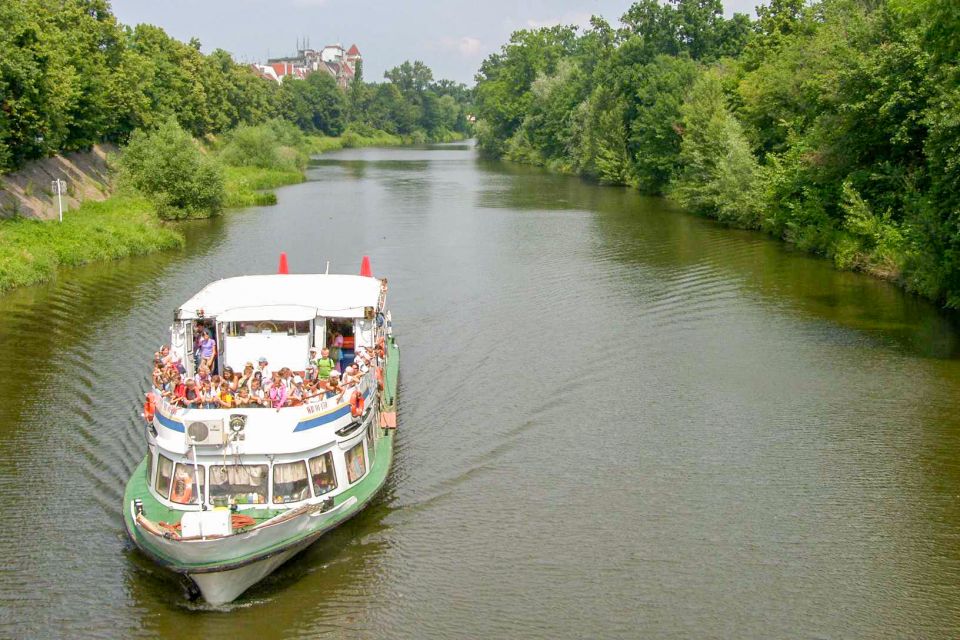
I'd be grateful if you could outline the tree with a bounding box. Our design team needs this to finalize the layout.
[117,117,224,219]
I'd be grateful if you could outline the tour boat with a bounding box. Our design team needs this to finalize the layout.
[122,256,399,605]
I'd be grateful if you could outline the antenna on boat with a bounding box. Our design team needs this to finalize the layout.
[325,261,330,274]
[278,252,289,274]
[360,255,372,277]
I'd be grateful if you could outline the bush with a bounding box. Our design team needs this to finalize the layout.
[117,118,224,220]
[219,120,308,172]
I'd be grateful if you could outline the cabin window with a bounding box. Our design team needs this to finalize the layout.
[273,461,310,504]
[223,321,311,337]
[366,422,376,458]
[171,463,205,505]
[209,464,268,505]
[309,452,337,496]
[345,442,366,484]
[146,448,155,487]
[155,455,174,498]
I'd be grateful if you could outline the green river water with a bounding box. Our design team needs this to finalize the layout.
[1,143,959,638]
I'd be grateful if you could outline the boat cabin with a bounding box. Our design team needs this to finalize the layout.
[171,274,383,377]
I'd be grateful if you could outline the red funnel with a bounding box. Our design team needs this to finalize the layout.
[360,255,372,277]
[278,252,289,274]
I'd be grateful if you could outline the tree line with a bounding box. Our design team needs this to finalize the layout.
[473,0,960,308]
[0,0,473,173]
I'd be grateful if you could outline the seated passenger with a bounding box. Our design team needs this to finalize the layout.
[237,362,255,391]
[249,378,268,407]
[194,364,211,387]
[217,385,235,409]
[235,387,252,408]
[222,366,238,392]
[341,364,362,388]
[200,380,218,409]
[323,371,342,399]
[181,379,201,408]
[268,372,287,409]
[287,375,305,406]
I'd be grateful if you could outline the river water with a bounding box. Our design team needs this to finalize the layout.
[1,143,959,638]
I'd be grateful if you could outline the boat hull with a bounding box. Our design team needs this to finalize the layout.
[123,336,400,604]
[189,539,309,606]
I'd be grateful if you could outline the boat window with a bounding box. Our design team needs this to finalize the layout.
[345,442,366,484]
[171,463,205,505]
[146,448,154,488]
[273,461,310,504]
[155,455,174,498]
[308,452,337,496]
[209,464,268,505]
[223,321,311,337]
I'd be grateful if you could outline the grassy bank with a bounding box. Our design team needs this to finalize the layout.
[0,125,468,295]
[0,194,183,293]
[306,128,468,154]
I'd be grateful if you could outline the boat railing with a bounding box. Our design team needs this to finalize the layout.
[151,369,376,423]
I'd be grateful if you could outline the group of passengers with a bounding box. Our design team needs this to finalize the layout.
[152,344,377,410]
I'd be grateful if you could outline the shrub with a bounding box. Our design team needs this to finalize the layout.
[117,118,224,220]
[219,120,308,172]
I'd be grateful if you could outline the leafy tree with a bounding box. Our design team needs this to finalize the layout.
[117,117,224,219]
[673,67,763,226]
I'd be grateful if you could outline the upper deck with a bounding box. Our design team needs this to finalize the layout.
[177,274,383,321]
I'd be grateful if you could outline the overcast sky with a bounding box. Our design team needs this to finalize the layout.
[110,0,760,85]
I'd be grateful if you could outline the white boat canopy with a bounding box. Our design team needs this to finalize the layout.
[177,274,382,321]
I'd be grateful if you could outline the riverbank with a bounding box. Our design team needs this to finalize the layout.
[0,130,469,294]
[0,194,183,293]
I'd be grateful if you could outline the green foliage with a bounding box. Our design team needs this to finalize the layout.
[473,0,960,307]
[672,68,763,227]
[117,117,224,219]
[219,120,308,171]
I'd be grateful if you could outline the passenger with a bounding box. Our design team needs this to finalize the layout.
[329,333,343,372]
[200,380,217,409]
[288,375,305,406]
[341,364,362,388]
[237,362,255,391]
[354,347,373,372]
[235,387,252,408]
[222,366,238,392]
[304,363,318,384]
[324,371,342,399]
[256,356,271,381]
[315,347,336,379]
[181,379,201,408]
[194,364,211,387]
[217,384,235,409]
[170,376,187,406]
[268,372,287,410]
[249,378,268,407]
[198,330,217,372]
[279,367,294,394]
[152,363,165,389]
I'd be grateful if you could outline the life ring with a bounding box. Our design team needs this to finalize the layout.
[350,390,364,417]
[143,394,156,423]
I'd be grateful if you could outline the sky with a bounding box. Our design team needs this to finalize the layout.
[110,0,760,85]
